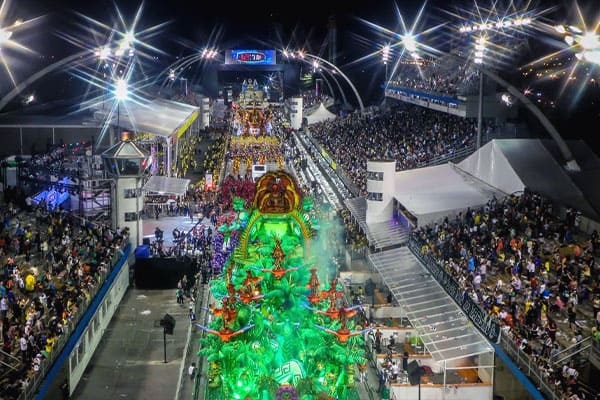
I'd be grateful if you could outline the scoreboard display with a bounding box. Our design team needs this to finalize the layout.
[225,49,276,65]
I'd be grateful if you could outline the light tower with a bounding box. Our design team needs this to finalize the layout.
[101,132,148,247]
[382,44,391,82]
[473,35,487,150]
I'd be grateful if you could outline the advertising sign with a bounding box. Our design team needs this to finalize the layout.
[225,49,276,65]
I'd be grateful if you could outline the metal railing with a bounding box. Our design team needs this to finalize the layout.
[176,281,207,400]
[550,337,592,366]
[498,331,562,400]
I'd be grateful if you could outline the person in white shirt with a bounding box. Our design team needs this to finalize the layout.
[473,273,482,291]
[511,275,522,292]
[526,259,536,278]
[498,308,508,321]
[495,290,504,306]
[0,296,8,320]
[479,262,487,283]
[188,362,196,380]
[19,335,29,362]
[390,362,399,381]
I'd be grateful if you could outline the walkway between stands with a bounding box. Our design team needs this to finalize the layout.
[63,214,210,400]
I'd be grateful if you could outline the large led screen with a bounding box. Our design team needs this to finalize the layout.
[225,49,276,65]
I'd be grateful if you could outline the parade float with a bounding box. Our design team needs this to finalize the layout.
[199,170,369,400]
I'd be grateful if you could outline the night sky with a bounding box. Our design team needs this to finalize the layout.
[4,0,600,152]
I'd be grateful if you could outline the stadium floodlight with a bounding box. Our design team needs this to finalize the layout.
[201,48,218,59]
[311,60,320,73]
[459,16,532,33]
[382,44,391,81]
[402,34,417,53]
[95,30,136,60]
[473,36,487,64]
[0,18,23,49]
[555,25,600,65]
[95,45,112,60]
[382,44,391,64]
[0,28,12,46]
[114,78,129,101]
[115,31,135,57]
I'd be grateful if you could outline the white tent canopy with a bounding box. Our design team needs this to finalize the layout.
[393,163,506,227]
[305,102,336,125]
[93,97,199,138]
[458,139,600,220]
[142,175,190,196]
[389,138,600,228]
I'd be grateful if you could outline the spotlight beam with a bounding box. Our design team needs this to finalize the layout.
[0,50,88,111]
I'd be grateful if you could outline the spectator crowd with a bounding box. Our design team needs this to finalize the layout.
[308,102,478,195]
[0,187,129,399]
[408,191,599,399]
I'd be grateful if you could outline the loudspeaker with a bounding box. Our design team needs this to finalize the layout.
[407,360,422,385]
[406,360,420,377]
[408,371,421,385]
[160,313,176,335]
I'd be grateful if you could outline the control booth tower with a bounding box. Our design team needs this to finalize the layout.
[101,132,148,247]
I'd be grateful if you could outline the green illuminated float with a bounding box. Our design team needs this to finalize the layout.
[199,171,370,400]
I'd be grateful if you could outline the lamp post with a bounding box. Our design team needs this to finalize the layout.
[473,36,487,150]
[283,49,365,113]
[382,44,391,107]
[459,17,529,150]
[114,78,129,143]
[180,77,188,96]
